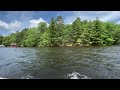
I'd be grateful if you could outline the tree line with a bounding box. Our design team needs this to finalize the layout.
[0,16,120,47]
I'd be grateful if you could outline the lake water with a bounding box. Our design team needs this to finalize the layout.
[0,46,120,79]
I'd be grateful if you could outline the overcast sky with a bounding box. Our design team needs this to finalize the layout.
[0,11,120,36]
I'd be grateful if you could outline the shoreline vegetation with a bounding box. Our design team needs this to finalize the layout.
[0,16,120,47]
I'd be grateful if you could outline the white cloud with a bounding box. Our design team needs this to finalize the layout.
[0,21,8,29]
[2,34,7,36]
[64,11,120,24]
[29,18,49,28]
[100,11,120,21]
[0,20,21,32]
[0,17,49,35]
[10,30,16,33]
[116,21,120,24]
[9,20,21,30]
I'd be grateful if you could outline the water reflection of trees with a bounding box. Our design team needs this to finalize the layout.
[20,47,119,79]
[34,47,109,70]
[35,47,73,69]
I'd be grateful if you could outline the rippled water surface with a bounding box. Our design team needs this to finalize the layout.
[0,46,120,79]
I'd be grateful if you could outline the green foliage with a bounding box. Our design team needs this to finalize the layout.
[2,36,10,46]
[49,17,58,46]
[38,31,50,47]
[2,16,120,47]
[56,16,65,45]
[0,35,3,45]
[22,28,37,47]
[9,33,17,44]
[72,17,82,44]
[36,22,48,46]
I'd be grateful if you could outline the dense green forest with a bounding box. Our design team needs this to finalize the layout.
[1,16,120,47]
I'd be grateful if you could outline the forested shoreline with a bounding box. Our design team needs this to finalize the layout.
[0,16,120,47]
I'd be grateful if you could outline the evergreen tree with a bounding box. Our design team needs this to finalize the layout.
[49,17,57,46]
[72,17,82,45]
[56,16,65,45]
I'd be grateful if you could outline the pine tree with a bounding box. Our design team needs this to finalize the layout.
[72,17,82,44]
[49,17,57,46]
[56,16,65,45]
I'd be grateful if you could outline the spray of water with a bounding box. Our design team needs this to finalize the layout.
[0,77,7,79]
[66,72,91,79]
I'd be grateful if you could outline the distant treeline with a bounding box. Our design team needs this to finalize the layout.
[0,16,120,47]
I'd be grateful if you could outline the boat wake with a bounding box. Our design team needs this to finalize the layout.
[0,72,91,79]
[0,77,7,79]
[0,75,34,79]
[21,75,34,79]
[66,72,91,79]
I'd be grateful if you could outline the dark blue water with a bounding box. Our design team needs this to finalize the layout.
[0,46,120,79]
